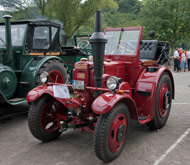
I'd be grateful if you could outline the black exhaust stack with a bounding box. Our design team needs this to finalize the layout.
[89,11,107,98]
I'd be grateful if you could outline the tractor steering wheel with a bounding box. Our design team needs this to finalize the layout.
[0,37,6,46]
[118,40,135,54]
[77,40,89,49]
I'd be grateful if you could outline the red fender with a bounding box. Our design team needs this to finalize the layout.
[26,85,81,109]
[26,85,54,102]
[134,67,174,119]
[91,92,138,120]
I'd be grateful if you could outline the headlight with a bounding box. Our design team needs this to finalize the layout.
[40,71,49,83]
[106,76,122,91]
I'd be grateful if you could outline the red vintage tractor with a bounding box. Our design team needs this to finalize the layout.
[26,11,174,162]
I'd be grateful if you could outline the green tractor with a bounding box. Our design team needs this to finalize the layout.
[0,15,91,105]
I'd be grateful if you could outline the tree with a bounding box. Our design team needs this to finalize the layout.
[0,0,32,11]
[0,0,49,17]
[33,0,49,16]
[140,0,190,56]
[116,0,142,15]
[46,0,118,38]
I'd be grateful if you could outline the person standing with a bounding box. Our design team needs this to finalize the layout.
[178,48,183,71]
[180,50,187,72]
[187,49,190,71]
[174,47,179,72]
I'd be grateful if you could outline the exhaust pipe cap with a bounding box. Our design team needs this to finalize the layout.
[3,15,12,19]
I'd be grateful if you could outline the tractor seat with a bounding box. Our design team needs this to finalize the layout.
[140,40,158,60]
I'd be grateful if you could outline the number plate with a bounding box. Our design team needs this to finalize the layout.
[72,80,85,90]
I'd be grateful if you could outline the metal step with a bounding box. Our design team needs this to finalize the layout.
[138,116,148,120]
[138,115,152,124]
[19,82,30,85]
[14,70,22,73]
[8,98,25,102]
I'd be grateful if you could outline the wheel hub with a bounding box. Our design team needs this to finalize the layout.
[117,125,126,143]
[163,91,171,109]
[108,113,127,153]
[40,101,60,133]
[158,83,171,118]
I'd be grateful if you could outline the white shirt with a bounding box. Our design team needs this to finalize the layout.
[181,53,186,61]
[174,50,179,58]
[187,51,190,59]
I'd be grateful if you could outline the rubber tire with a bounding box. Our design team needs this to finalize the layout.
[93,103,130,163]
[147,73,172,129]
[28,95,61,142]
[36,59,69,85]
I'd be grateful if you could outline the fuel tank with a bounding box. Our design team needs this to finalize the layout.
[73,58,126,87]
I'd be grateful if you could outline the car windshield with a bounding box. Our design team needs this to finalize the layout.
[105,29,140,55]
[0,24,27,47]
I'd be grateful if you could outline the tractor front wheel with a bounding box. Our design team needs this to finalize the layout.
[36,59,69,85]
[147,73,172,129]
[28,95,62,142]
[93,103,130,163]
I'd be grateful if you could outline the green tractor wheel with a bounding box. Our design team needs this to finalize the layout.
[0,66,17,99]
[36,59,70,85]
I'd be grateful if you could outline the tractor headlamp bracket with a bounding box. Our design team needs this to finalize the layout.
[106,76,122,91]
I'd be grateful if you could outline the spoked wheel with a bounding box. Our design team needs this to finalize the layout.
[49,70,65,83]
[36,59,69,86]
[147,73,172,129]
[28,95,63,142]
[93,103,130,163]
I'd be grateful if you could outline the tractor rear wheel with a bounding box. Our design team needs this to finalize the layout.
[93,103,130,163]
[28,95,62,142]
[36,59,69,85]
[147,73,172,129]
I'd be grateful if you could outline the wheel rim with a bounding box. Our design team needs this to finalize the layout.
[49,70,64,83]
[108,113,127,153]
[40,101,59,133]
[158,83,171,118]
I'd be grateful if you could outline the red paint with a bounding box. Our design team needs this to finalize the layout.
[27,26,175,135]
[104,61,126,81]
[49,70,64,83]
[134,67,174,121]
[26,85,54,103]
[118,82,132,96]
[91,92,137,116]
[108,113,127,152]
[158,83,169,118]
[73,60,90,85]
[40,100,60,133]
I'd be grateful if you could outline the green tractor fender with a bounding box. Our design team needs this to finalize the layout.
[20,56,66,96]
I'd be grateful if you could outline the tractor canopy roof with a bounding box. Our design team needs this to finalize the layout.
[0,19,60,28]
[0,19,61,52]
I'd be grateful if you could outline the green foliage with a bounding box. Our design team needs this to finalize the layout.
[116,0,142,15]
[46,0,118,38]
[0,0,141,42]
[140,0,190,55]
[0,0,33,11]
[103,10,140,28]
[75,0,141,38]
